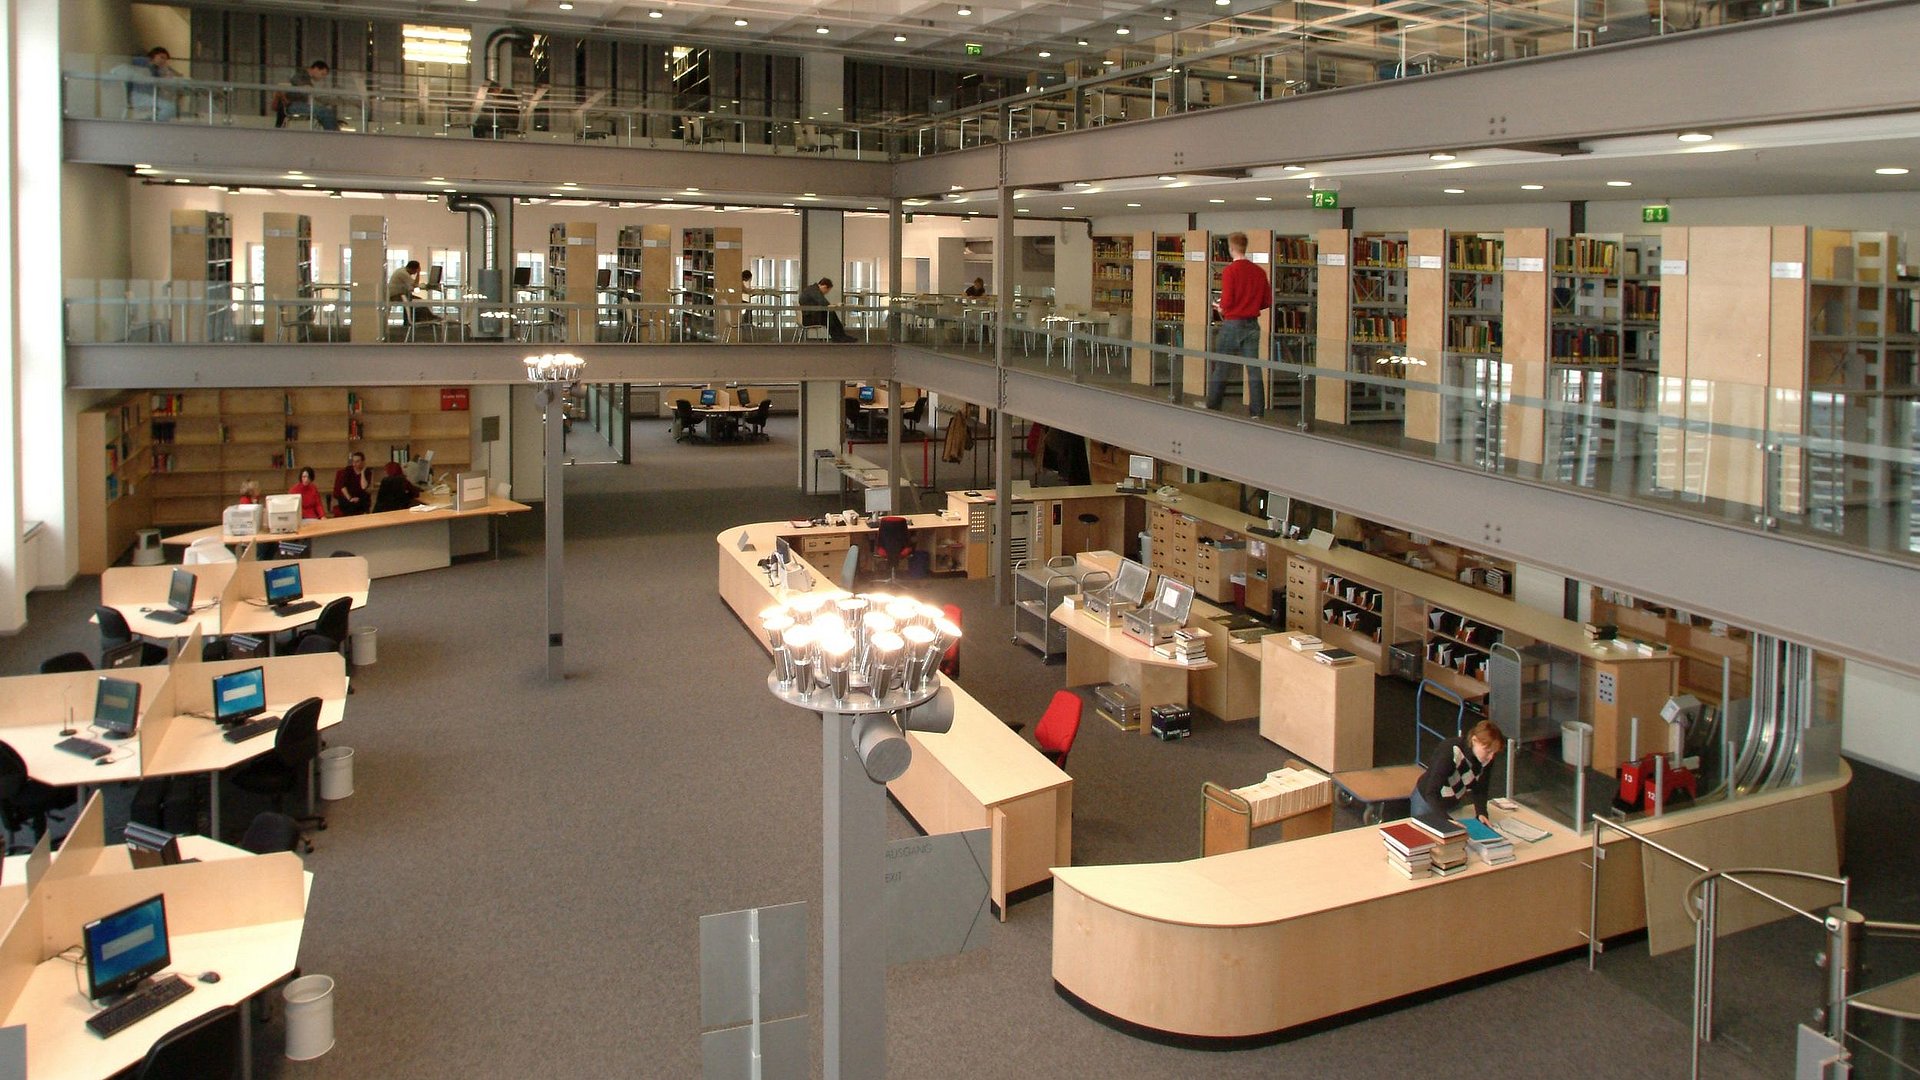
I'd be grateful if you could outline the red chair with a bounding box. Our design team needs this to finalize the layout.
[1034,690,1083,769]
[939,603,962,679]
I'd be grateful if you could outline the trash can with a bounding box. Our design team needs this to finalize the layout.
[318,746,355,801]
[1137,532,1152,565]
[349,625,377,667]
[1561,721,1593,768]
[131,529,164,567]
[283,974,336,1061]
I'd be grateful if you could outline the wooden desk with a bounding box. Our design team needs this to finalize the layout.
[768,514,971,582]
[1258,633,1375,773]
[106,558,370,643]
[98,563,233,640]
[1051,604,1213,735]
[163,496,529,578]
[716,522,1073,916]
[1052,766,1846,1038]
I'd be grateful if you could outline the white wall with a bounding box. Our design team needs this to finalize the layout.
[1841,661,1920,780]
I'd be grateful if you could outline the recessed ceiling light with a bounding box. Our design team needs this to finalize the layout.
[782,202,795,207]
[894,34,907,41]
[1076,38,1089,45]
[1126,202,1142,207]
[1875,167,1910,175]
[647,8,662,16]
[1016,208,1030,213]
[1428,152,1456,161]
[443,187,456,193]
[1061,205,1076,210]
[1073,181,1091,188]
[559,2,573,9]
[1677,131,1712,143]
[957,4,971,14]
[429,176,446,182]
[561,181,578,188]
[1215,0,1230,6]
[173,177,191,184]
[967,210,980,215]
[1255,195,1272,202]
[1116,25,1131,34]
[1038,50,1051,57]
[735,18,748,26]
[285,170,305,177]
[865,206,878,210]
[806,192,818,197]
[1606,180,1633,187]
[300,182,316,188]
[1226,74,1237,80]
[1208,198,1225,203]
[1163,10,1174,19]
[1520,183,1544,190]
[135,167,159,176]
[816,25,830,33]
[549,192,563,198]
[685,187,700,192]
[1281,164,1304,172]
[1443,188,1465,194]
[134,163,151,169]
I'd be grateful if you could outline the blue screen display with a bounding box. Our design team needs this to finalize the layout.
[213,666,266,722]
[858,385,876,403]
[699,389,717,405]
[264,563,303,604]
[85,895,170,1000]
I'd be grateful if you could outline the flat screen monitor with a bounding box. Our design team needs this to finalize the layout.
[1264,490,1291,528]
[1127,454,1155,483]
[511,266,532,288]
[83,894,170,1002]
[427,264,444,287]
[93,676,141,739]
[263,563,303,606]
[774,536,794,567]
[101,640,145,670]
[165,568,195,615]
[123,824,183,870]
[212,665,267,724]
[857,385,876,403]
[1112,559,1151,605]
[226,634,267,661]
[699,388,718,406]
[595,268,612,289]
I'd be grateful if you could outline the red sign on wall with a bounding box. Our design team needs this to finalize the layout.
[440,388,470,411]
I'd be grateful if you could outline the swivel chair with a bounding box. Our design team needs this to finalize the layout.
[96,605,134,656]
[133,1004,242,1080]
[903,395,929,436]
[39,652,94,674]
[225,697,325,851]
[1033,690,1084,769]
[744,400,772,441]
[872,517,914,583]
[672,398,703,443]
[238,812,302,855]
[0,741,68,851]
[277,596,350,660]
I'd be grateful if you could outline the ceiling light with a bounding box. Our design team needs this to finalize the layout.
[1163,10,1175,19]
[329,190,343,198]
[816,25,830,33]
[401,24,472,65]
[806,192,819,197]
[1208,198,1225,203]
[957,4,971,14]
[561,181,578,188]
[1428,152,1456,161]
[285,170,305,177]
[1875,167,1910,175]
[865,206,878,211]
[1520,183,1544,190]
[1606,180,1633,187]
[173,178,191,184]
[686,187,701,192]
[1156,174,1176,181]
[894,33,907,41]
[1281,164,1304,172]
[1255,196,1272,202]
[1215,0,1231,6]
[135,167,159,176]
[429,176,446,182]
[1076,38,1089,46]
[1061,205,1076,210]
[1116,25,1131,35]
[134,163,150,169]
[782,202,795,207]
[1102,59,1116,65]
[1677,130,1712,143]
[443,187,456,193]
[735,18,748,26]
[1226,74,1237,80]
[1016,208,1029,213]
[1443,188,1465,194]
[559,1,574,9]
[1038,50,1051,57]
[648,8,663,16]
[1073,182,1091,188]
[967,211,980,216]
[1126,202,1142,208]
[300,182,317,188]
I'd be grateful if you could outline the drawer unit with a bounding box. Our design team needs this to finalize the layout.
[1284,556,1316,632]
[799,533,852,558]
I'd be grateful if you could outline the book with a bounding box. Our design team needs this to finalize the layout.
[1496,817,1550,843]
[1313,648,1358,665]
[1410,812,1466,841]
[1378,822,1437,856]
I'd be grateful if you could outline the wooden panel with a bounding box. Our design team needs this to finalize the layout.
[1131,230,1156,384]
[1502,227,1550,465]
[1403,228,1447,442]
[1259,635,1375,772]
[1314,228,1351,424]
[1586,656,1679,768]
[1641,792,1839,955]
[1183,230,1211,398]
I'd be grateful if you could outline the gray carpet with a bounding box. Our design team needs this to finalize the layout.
[11,412,1901,1078]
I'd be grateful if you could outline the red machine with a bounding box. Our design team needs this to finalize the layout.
[1614,753,1699,813]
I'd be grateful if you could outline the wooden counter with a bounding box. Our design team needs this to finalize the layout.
[716,522,1072,917]
[164,496,530,578]
[1052,603,1214,734]
[1258,633,1375,772]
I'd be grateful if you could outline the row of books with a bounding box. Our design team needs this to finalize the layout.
[1428,608,1495,646]
[1323,605,1383,641]
[1448,235,1504,273]
[1274,237,1317,265]
[1447,318,1503,353]
[1323,574,1383,611]
[1350,314,1406,343]
[1551,327,1622,362]
[1552,237,1652,276]
[1272,310,1311,334]
[1448,276,1499,308]
[1154,628,1209,664]
[1350,236,1407,268]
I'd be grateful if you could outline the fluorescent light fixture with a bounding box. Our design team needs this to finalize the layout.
[1677,131,1713,143]
[1606,180,1633,187]
[1016,208,1029,213]
[1073,181,1091,187]
[894,34,907,41]
[1428,152,1456,161]
[286,170,306,177]
[1038,50,1051,57]
[1116,25,1131,34]
[736,17,748,25]
[1443,188,1465,194]
[173,178,191,184]
[816,25,830,33]
[1875,167,1910,175]
[1126,202,1142,207]
[402,24,471,65]
[648,8,663,16]
[559,1,573,9]
[429,176,446,182]
[1076,38,1089,46]
[1208,198,1225,203]
[1281,164,1305,171]
[1255,196,1272,202]
[1157,174,1176,180]
[957,4,971,13]
[1521,183,1544,190]
[1061,205,1075,210]
[686,186,701,192]
[134,163,151,169]
[300,182,317,188]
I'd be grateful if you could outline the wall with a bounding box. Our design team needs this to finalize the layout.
[1841,661,1920,780]
[128,3,188,63]
[1585,193,1920,252]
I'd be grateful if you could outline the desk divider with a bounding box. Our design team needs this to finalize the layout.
[0,897,45,1020]
[0,669,173,734]
[216,559,250,627]
[36,852,306,954]
[236,537,261,562]
[135,676,180,777]
[100,563,236,609]
[39,794,110,891]
[18,834,51,895]
[173,625,204,669]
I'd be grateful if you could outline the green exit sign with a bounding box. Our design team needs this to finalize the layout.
[1642,204,1671,224]
[1311,190,1339,210]
[964,42,983,56]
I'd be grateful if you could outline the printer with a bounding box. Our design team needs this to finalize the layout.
[1083,558,1151,626]
[1123,575,1195,648]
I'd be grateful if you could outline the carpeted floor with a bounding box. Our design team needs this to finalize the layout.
[5,412,1910,1078]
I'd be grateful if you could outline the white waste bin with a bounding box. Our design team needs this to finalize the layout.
[349,625,377,667]
[131,529,164,566]
[1137,532,1152,565]
[1561,721,1593,768]
[283,974,336,1061]
[318,746,355,801]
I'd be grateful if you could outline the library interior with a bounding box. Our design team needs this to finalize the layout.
[2,0,1919,1076]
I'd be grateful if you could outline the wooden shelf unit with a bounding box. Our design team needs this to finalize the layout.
[78,393,155,573]
[168,210,235,343]
[1590,588,1750,707]
[678,226,742,342]
[1314,229,1407,424]
[615,223,674,341]
[262,212,312,343]
[1145,503,1246,605]
[347,215,387,344]
[546,221,599,343]
[1270,234,1318,414]
[1550,233,1663,369]
[1091,234,1136,315]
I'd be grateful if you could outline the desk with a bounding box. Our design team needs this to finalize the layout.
[164,497,528,578]
[103,558,369,642]
[1051,604,1214,735]
[762,514,971,583]
[716,521,1072,916]
[98,563,231,640]
[691,402,754,441]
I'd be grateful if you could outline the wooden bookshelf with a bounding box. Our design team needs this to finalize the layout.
[546,221,599,343]
[1546,233,1662,488]
[168,210,234,343]
[1091,234,1135,315]
[1270,234,1318,415]
[616,223,673,341]
[78,393,155,573]
[1314,229,1407,424]
[678,226,743,342]
[1590,588,1750,708]
[347,215,386,344]
[262,212,312,343]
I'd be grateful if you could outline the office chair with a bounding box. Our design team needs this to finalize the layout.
[292,633,339,655]
[280,596,351,659]
[96,605,134,655]
[225,697,325,851]
[872,517,914,583]
[39,652,93,674]
[744,400,772,441]
[672,398,703,443]
[132,1004,242,1080]
[1033,690,1083,769]
[903,396,929,436]
[0,741,67,851]
[130,775,201,835]
[239,812,302,855]
[843,397,864,437]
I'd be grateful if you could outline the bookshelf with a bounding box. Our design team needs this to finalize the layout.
[168,210,234,343]
[1418,603,1504,699]
[262,213,312,343]
[1270,234,1318,415]
[144,387,474,527]
[546,221,599,343]
[347,215,386,344]
[615,223,674,341]
[1547,233,1662,487]
[78,393,155,573]
[1180,231,1212,397]
[1131,232,1191,389]
[678,226,743,342]
[1314,230,1408,425]
[1317,571,1387,670]
[1091,234,1135,315]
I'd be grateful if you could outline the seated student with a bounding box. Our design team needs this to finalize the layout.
[238,479,261,505]
[291,466,327,520]
[1412,719,1506,826]
[371,461,422,513]
[332,452,371,517]
[963,277,987,299]
[798,277,856,343]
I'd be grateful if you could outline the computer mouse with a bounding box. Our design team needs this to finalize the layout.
[94,758,110,766]
[198,971,221,984]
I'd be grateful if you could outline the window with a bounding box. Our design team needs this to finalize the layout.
[339,248,352,286]
[430,248,464,288]
[514,251,546,287]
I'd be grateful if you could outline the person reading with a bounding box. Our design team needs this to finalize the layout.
[1412,719,1506,825]
[799,277,856,343]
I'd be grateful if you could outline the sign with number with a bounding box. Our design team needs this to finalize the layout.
[1642,204,1671,224]
[1311,190,1339,210]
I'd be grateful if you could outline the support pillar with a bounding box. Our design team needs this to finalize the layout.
[820,710,886,1078]
[543,387,565,680]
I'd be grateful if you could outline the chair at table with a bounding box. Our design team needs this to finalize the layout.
[672,398,703,444]
[872,517,914,583]
[40,652,94,674]
[132,1003,242,1080]
[902,396,929,436]
[224,697,325,851]
[0,741,68,852]
[277,596,350,658]
[1033,690,1083,769]
[239,811,302,855]
[743,400,772,441]
[96,605,134,656]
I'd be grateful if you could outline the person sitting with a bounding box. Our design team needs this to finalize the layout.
[963,277,987,299]
[799,277,856,343]
[127,47,180,122]
[332,452,371,517]
[281,59,341,131]
[237,479,261,505]
[371,461,422,513]
[291,466,327,520]
[470,80,520,139]
[387,259,437,327]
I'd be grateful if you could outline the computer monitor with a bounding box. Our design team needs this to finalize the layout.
[1112,559,1151,605]
[82,894,171,1002]
[699,388,718,406]
[773,536,795,567]
[427,264,444,287]
[1264,490,1292,530]
[857,385,876,403]
[123,824,184,870]
[1128,454,1155,483]
[263,563,303,606]
[212,666,267,725]
[512,266,532,288]
[93,676,141,740]
[165,568,195,616]
[101,640,145,670]
[226,633,267,661]
[595,268,612,289]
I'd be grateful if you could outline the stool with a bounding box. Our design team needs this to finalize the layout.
[131,529,165,566]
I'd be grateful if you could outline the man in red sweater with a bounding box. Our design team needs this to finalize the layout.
[1207,231,1272,418]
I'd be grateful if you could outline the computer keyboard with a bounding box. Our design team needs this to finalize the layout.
[146,608,189,624]
[86,974,192,1037]
[270,600,320,617]
[223,715,282,743]
[55,736,112,760]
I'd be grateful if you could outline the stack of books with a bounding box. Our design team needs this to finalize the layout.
[1313,648,1358,666]
[1378,822,1437,879]
[1155,628,1209,664]
[1462,818,1515,864]
[1231,766,1331,827]
[1286,633,1323,652]
[1412,813,1468,876]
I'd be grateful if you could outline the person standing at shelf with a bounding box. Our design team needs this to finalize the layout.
[1411,719,1507,825]
[283,59,340,131]
[291,466,327,520]
[332,452,372,517]
[800,277,856,343]
[1205,231,1272,419]
[387,259,437,327]
[127,47,180,122]
[963,277,987,299]
[371,462,422,513]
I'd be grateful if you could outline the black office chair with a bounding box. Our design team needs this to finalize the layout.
[672,398,703,443]
[238,812,302,855]
[744,400,772,441]
[129,775,201,835]
[903,395,929,436]
[872,517,914,583]
[225,697,325,851]
[279,596,350,659]
[0,741,67,852]
[39,652,93,674]
[96,605,134,655]
[292,633,339,656]
[843,397,864,437]
[329,550,356,558]
[133,1004,242,1080]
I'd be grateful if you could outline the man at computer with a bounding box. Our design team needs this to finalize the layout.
[799,278,856,343]
[387,259,438,327]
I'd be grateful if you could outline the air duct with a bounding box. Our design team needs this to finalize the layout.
[483,28,533,86]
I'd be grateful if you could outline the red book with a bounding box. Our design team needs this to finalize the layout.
[1379,822,1437,856]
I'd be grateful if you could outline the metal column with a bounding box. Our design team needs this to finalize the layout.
[820,710,886,1078]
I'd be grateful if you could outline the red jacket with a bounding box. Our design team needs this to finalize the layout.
[1217,258,1272,321]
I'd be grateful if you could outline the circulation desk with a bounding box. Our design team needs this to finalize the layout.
[717,521,1073,916]
[164,495,530,578]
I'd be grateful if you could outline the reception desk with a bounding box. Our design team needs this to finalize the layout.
[165,495,530,578]
[717,521,1072,916]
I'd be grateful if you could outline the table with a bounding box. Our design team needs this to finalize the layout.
[103,557,370,642]
[692,402,755,441]
[1258,633,1376,772]
[716,521,1072,916]
[1051,603,1214,735]
[164,497,528,578]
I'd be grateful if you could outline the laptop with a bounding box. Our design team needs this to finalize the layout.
[146,568,196,625]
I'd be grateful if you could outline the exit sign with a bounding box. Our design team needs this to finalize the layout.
[964,42,983,56]
[1311,190,1339,210]
[1642,204,1671,224]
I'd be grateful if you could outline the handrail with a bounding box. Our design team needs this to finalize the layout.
[1681,866,1851,929]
